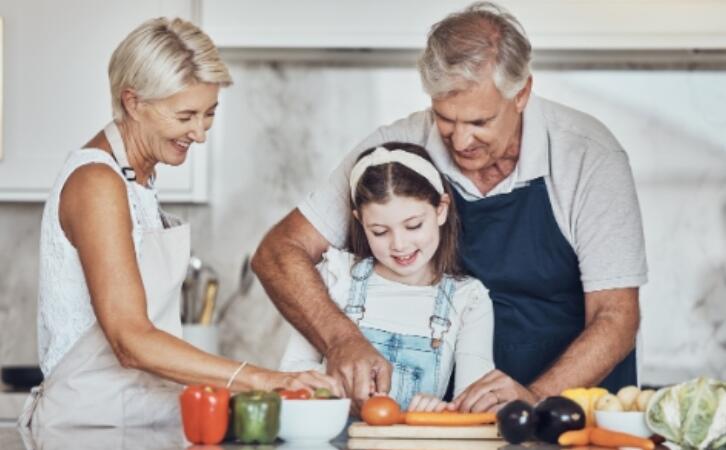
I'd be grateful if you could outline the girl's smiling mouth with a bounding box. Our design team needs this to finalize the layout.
[392,251,419,266]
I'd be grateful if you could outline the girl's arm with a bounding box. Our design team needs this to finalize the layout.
[60,164,341,395]
[453,281,496,397]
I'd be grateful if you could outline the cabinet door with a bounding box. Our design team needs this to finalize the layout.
[201,0,726,50]
[0,0,207,202]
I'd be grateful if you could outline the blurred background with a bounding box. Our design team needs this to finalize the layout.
[0,0,724,402]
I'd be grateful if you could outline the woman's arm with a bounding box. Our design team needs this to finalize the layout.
[59,163,340,394]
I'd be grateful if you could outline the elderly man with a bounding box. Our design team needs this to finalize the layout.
[253,1,647,413]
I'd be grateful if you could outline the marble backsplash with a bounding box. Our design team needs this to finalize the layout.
[1,62,724,386]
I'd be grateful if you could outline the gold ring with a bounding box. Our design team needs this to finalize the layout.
[491,390,500,403]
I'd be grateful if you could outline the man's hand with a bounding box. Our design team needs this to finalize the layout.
[325,335,392,415]
[452,369,539,413]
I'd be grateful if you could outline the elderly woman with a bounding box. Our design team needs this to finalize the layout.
[21,17,340,428]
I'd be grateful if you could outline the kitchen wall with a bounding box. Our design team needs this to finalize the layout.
[1,59,725,385]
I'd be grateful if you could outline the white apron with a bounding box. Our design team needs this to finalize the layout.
[19,122,189,428]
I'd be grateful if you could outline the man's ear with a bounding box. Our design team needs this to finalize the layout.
[120,88,142,121]
[436,193,450,226]
[514,76,533,114]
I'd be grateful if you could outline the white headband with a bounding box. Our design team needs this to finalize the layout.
[349,147,444,201]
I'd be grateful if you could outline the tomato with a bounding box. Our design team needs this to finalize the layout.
[275,388,312,400]
[361,396,402,426]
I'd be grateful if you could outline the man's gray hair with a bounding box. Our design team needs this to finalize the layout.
[418,2,532,99]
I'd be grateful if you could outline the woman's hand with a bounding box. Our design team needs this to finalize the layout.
[261,369,343,397]
[407,394,455,412]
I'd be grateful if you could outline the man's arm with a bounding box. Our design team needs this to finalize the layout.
[529,287,639,397]
[454,287,639,412]
[251,209,392,411]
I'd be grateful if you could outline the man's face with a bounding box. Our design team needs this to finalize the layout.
[431,75,531,176]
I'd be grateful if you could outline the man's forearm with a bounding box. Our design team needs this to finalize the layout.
[529,289,640,398]
[252,231,362,354]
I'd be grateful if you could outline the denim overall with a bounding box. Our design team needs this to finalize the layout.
[344,258,456,410]
[452,177,636,391]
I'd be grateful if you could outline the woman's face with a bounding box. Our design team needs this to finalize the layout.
[356,194,448,286]
[135,82,220,166]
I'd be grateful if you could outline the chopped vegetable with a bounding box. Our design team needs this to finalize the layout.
[179,385,230,445]
[231,390,281,444]
[313,387,333,399]
[274,388,311,400]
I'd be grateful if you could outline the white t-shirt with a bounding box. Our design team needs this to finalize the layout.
[279,247,495,397]
[298,95,648,293]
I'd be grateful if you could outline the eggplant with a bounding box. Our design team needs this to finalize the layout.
[533,396,586,444]
[496,400,537,444]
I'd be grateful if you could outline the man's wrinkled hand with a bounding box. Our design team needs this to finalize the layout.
[452,369,539,412]
[325,336,392,415]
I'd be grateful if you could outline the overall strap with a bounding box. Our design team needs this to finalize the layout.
[344,257,374,324]
[429,276,455,349]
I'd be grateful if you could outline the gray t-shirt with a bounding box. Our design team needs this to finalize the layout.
[299,95,648,292]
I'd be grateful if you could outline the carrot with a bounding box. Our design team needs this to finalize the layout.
[590,427,655,450]
[558,427,592,446]
[403,411,497,426]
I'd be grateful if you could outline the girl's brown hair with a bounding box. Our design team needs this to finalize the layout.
[347,142,463,284]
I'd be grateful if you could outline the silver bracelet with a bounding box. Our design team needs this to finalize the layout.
[226,361,248,390]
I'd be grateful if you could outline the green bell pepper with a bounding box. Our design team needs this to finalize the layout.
[232,390,281,444]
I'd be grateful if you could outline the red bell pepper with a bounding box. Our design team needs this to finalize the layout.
[180,385,230,445]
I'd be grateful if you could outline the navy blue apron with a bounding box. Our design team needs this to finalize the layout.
[452,177,636,392]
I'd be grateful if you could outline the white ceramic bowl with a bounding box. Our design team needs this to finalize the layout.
[278,398,351,443]
[595,410,652,438]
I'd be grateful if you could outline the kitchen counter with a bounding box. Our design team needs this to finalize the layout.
[0,426,517,450]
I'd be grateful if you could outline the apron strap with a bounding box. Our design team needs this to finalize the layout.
[17,384,44,428]
[103,121,161,227]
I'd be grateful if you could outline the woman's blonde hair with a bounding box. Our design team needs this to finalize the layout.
[108,17,233,120]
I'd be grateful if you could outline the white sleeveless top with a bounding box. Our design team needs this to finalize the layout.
[37,149,163,376]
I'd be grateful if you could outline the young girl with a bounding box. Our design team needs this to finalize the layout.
[279,142,494,412]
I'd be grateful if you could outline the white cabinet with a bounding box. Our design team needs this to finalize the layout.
[201,0,726,50]
[0,0,208,202]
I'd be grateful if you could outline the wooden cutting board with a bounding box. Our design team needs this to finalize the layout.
[347,421,500,440]
[347,438,505,450]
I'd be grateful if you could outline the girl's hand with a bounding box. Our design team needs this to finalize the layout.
[407,394,456,412]
[266,370,343,398]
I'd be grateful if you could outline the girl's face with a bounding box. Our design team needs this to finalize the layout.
[355,194,449,286]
